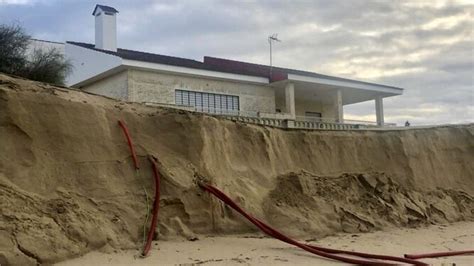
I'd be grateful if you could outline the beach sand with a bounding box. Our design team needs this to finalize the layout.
[58,221,474,265]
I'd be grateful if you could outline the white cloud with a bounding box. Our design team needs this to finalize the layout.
[0,0,31,4]
[421,12,471,30]
[0,0,47,5]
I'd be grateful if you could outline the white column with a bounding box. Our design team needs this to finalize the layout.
[334,89,343,123]
[285,82,296,119]
[375,96,384,126]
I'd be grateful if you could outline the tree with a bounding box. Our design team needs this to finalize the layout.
[0,24,72,86]
[22,48,72,86]
[0,24,29,75]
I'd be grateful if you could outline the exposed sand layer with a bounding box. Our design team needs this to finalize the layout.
[0,74,473,265]
[265,171,473,236]
[57,221,474,265]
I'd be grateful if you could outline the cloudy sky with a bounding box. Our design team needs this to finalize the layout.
[1,0,472,125]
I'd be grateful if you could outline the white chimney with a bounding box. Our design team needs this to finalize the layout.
[92,4,119,51]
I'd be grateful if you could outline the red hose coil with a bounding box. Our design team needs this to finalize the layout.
[118,120,139,169]
[405,250,474,259]
[200,183,428,265]
[142,157,161,257]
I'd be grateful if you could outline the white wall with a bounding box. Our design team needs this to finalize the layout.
[81,70,128,100]
[295,99,324,116]
[276,88,338,120]
[128,69,276,113]
[26,39,65,58]
[75,68,276,114]
[65,43,122,86]
[94,11,117,51]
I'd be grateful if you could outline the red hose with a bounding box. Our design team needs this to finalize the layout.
[117,120,160,256]
[118,120,139,169]
[200,183,428,265]
[405,250,474,259]
[142,156,161,257]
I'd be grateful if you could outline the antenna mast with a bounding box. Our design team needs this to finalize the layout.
[268,33,281,79]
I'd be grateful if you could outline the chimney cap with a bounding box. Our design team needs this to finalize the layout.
[92,4,119,16]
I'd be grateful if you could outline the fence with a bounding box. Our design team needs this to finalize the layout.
[144,102,395,130]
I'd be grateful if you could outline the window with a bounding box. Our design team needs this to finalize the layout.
[175,90,239,115]
[305,112,322,121]
[195,92,203,111]
[203,93,209,112]
[215,95,221,113]
[208,94,216,113]
[189,91,196,107]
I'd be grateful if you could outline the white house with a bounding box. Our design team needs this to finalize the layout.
[65,4,403,128]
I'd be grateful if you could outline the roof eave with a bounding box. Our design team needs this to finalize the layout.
[287,73,403,95]
[70,65,126,88]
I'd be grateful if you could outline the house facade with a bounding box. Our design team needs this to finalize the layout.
[65,5,403,128]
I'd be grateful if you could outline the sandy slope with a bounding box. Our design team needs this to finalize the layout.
[58,221,474,265]
[0,74,473,265]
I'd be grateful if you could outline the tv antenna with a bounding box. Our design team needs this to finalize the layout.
[268,33,281,79]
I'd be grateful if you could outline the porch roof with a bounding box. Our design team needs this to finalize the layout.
[203,57,403,105]
[271,74,402,105]
[203,57,403,91]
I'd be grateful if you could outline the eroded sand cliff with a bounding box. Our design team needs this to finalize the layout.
[0,74,473,265]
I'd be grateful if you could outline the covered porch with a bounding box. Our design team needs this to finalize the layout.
[270,73,403,127]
